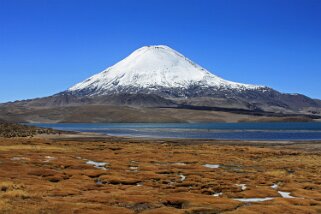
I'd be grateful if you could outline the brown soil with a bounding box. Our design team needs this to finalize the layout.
[0,135,320,213]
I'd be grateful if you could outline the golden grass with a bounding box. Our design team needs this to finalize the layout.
[0,145,67,151]
[264,169,289,177]
[0,181,30,201]
[0,136,320,213]
[2,190,30,199]
[0,181,23,192]
[0,199,7,209]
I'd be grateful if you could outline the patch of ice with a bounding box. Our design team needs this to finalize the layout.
[233,188,297,202]
[129,166,139,172]
[271,184,279,189]
[203,164,220,169]
[11,157,28,161]
[173,162,187,166]
[86,160,108,170]
[236,184,247,191]
[179,174,186,181]
[129,166,138,170]
[212,192,223,197]
[234,197,274,202]
[43,156,56,162]
[76,156,87,161]
[278,191,295,198]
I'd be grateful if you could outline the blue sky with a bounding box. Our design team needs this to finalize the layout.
[0,0,321,102]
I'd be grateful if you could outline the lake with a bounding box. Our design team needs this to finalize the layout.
[30,122,321,141]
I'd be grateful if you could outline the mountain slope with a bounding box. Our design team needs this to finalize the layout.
[0,45,320,123]
[68,45,265,97]
[63,45,321,114]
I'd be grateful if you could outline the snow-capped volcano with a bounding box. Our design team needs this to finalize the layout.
[68,45,263,96]
[1,45,321,123]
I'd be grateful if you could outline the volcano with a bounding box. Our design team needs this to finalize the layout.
[1,45,320,123]
[68,45,264,97]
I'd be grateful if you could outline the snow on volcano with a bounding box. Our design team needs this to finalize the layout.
[68,45,264,96]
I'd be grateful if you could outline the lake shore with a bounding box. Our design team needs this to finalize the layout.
[27,122,321,141]
[0,133,320,213]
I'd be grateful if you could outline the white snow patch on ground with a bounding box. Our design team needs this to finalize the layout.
[11,157,29,161]
[271,184,279,189]
[236,184,247,191]
[233,183,299,202]
[129,166,138,170]
[234,197,274,202]
[86,160,108,170]
[203,164,220,169]
[278,191,295,198]
[43,156,56,162]
[212,192,223,197]
[76,156,87,161]
[173,162,187,166]
[129,166,139,172]
[179,174,186,181]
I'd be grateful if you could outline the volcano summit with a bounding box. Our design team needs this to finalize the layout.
[68,45,263,97]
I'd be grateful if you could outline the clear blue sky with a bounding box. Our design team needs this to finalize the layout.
[1,0,321,103]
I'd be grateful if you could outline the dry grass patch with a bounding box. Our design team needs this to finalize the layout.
[2,189,30,199]
[0,181,30,200]
[0,145,66,151]
[0,181,24,192]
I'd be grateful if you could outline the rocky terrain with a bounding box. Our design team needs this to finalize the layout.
[0,134,320,213]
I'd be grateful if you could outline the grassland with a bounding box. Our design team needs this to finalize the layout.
[0,134,320,213]
[0,120,62,137]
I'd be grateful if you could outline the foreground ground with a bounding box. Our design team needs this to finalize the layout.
[0,134,320,214]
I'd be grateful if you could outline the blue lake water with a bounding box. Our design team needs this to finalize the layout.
[30,122,321,141]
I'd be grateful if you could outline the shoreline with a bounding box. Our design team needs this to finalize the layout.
[25,121,321,143]
[36,131,321,152]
